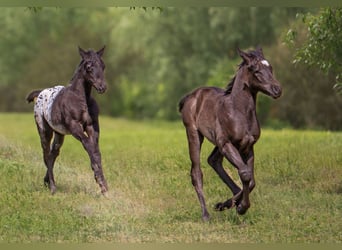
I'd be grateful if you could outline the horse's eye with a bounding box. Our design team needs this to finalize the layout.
[254,72,263,81]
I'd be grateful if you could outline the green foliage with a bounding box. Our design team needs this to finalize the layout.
[0,7,296,119]
[27,7,43,13]
[0,113,341,242]
[286,8,342,93]
[280,10,342,130]
[3,7,342,129]
[129,7,163,12]
[0,8,112,111]
[269,37,342,130]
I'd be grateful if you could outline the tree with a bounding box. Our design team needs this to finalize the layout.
[142,7,292,120]
[286,7,342,93]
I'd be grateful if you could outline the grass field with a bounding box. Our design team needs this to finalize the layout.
[0,113,341,243]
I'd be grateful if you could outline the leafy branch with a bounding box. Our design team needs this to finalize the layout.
[285,8,342,93]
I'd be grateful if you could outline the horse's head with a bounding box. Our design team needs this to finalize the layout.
[79,46,107,94]
[238,47,282,99]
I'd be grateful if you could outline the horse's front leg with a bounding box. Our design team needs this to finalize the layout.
[86,99,108,193]
[69,121,108,194]
[246,149,255,193]
[84,124,108,194]
[207,146,242,211]
[221,142,252,215]
[234,149,255,215]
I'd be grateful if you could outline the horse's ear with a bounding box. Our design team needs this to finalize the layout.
[78,46,87,59]
[256,46,264,57]
[97,46,105,57]
[237,48,251,64]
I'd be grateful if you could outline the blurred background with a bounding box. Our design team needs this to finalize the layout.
[1,7,341,130]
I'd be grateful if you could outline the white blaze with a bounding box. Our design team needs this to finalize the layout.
[261,60,270,67]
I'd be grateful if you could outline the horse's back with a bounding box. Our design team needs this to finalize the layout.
[179,87,224,113]
[179,86,224,129]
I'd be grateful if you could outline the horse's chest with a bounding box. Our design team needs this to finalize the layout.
[218,115,260,153]
[34,86,69,134]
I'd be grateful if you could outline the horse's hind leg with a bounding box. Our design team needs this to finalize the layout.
[43,132,64,194]
[186,128,209,221]
[36,121,57,194]
[207,146,242,211]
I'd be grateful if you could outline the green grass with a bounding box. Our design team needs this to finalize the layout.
[0,113,341,242]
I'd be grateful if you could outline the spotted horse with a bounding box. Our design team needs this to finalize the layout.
[26,46,108,195]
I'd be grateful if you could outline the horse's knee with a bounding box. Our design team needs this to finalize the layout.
[238,169,252,183]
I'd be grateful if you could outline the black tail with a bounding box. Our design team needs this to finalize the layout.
[26,90,42,103]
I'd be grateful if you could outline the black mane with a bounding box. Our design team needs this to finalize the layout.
[225,49,265,95]
[225,76,236,95]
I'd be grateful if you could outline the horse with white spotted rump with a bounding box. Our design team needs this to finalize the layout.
[26,46,108,195]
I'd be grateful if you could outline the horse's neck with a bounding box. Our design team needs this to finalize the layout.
[229,68,257,116]
[70,75,92,101]
[230,68,257,107]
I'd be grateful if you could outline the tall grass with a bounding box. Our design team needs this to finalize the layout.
[0,113,341,242]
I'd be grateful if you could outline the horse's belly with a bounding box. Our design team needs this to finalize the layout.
[49,123,70,135]
[34,85,70,135]
[197,123,216,145]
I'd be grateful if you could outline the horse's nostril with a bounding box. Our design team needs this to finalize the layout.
[98,86,106,94]
[272,85,282,96]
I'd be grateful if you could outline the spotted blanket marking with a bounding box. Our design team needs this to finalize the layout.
[34,86,69,135]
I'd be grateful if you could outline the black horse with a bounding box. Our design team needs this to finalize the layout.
[179,48,282,221]
[26,46,108,195]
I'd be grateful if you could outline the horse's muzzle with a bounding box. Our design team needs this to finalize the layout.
[97,87,106,94]
[94,82,107,94]
[271,84,282,99]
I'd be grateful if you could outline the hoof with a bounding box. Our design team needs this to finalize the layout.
[96,176,108,194]
[44,178,49,187]
[101,187,108,195]
[50,185,56,195]
[102,191,110,199]
[215,199,234,211]
[44,179,56,195]
[202,213,210,222]
[215,202,225,211]
[99,182,108,194]
[236,204,248,215]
